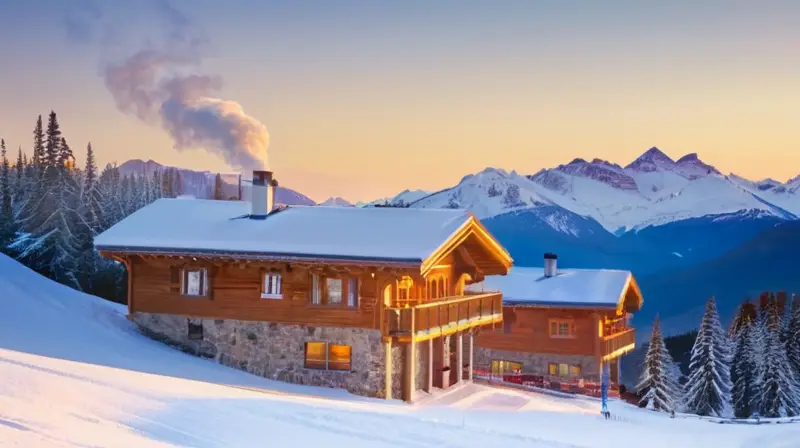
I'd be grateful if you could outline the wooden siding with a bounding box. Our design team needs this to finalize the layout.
[129,256,409,329]
[476,307,618,356]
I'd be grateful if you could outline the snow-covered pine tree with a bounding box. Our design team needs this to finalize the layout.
[14,147,24,199]
[787,297,800,381]
[32,114,44,174]
[758,293,800,417]
[637,316,682,412]
[44,111,61,168]
[731,301,760,418]
[0,138,15,252]
[174,170,184,196]
[683,296,733,417]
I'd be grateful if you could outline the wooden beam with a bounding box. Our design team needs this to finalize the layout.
[385,339,393,400]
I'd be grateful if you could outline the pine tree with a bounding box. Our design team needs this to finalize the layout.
[32,114,44,171]
[758,293,800,417]
[731,301,760,418]
[214,173,224,200]
[14,147,23,198]
[637,316,682,412]
[44,111,61,168]
[683,296,733,417]
[787,297,800,381]
[174,170,184,196]
[59,137,73,169]
[0,138,14,252]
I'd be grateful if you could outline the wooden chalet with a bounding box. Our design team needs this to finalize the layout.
[467,254,643,393]
[95,170,513,402]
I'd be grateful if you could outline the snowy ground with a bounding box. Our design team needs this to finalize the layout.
[1,254,798,447]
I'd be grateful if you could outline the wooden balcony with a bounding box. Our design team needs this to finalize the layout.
[601,327,636,361]
[384,292,503,343]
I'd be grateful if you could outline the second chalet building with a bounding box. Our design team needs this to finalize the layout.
[468,254,643,392]
[94,170,513,402]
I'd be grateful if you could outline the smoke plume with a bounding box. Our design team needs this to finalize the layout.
[86,0,270,172]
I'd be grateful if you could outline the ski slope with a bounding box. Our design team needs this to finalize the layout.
[0,254,797,447]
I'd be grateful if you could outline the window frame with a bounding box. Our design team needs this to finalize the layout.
[310,273,360,308]
[181,267,209,298]
[261,271,284,300]
[547,362,581,378]
[548,318,576,339]
[304,341,352,371]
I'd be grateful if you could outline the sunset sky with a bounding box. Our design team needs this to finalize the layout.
[0,0,798,202]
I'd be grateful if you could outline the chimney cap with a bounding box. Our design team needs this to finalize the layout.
[544,253,558,260]
[252,170,274,186]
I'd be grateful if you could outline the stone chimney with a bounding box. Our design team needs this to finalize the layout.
[544,253,558,278]
[250,170,277,219]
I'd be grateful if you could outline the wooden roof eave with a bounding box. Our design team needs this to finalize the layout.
[420,215,513,277]
[96,247,422,270]
[616,273,644,315]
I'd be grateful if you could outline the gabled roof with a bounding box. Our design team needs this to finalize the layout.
[94,198,513,272]
[466,266,643,313]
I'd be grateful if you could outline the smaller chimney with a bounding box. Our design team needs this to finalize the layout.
[544,253,558,278]
[250,170,276,219]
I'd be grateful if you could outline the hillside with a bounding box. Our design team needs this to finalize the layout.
[636,221,800,335]
[119,159,315,205]
[1,254,794,446]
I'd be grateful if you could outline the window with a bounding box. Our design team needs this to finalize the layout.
[347,278,359,307]
[548,363,580,378]
[187,319,203,340]
[548,319,576,338]
[327,278,343,305]
[304,341,352,371]
[328,344,352,371]
[490,360,522,375]
[304,342,327,369]
[261,273,282,299]
[182,268,209,297]
[310,274,359,308]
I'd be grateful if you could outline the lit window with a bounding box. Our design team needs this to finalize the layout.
[558,363,569,377]
[569,365,581,377]
[548,363,557,376]
[182,268,208,297]
[304,342,327,369]
[548,362,579,377]
[304,341,352,371]
[262,273,282,299]
[328,344,352,371]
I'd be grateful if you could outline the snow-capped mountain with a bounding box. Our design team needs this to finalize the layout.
[728,173,800,217]
[404,147,797,234]
[319,197,354,207]
[358,189,431,207]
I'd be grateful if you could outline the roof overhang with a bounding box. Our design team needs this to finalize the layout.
[96,245,422,269]
[503,300,618,310]
[420,215,513,277]
[617,273,643,314]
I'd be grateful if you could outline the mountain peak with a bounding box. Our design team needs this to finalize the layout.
[319,197,354,207]
[676,153,699,163]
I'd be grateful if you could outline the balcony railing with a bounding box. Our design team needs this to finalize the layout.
[602,327,636,360]
[385,292,503,342]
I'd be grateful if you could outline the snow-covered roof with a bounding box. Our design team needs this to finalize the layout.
[95,198,482,265]
[467,266,638,309]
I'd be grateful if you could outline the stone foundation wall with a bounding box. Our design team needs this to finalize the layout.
[132,312,389,398]
[474,347,599,381]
